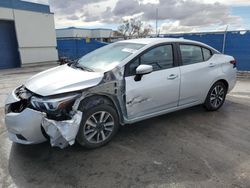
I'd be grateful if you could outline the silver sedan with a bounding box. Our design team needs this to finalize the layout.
[5,38,237,149]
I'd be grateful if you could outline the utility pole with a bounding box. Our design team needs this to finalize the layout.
[222,25,228,54]
[155,8,158,37]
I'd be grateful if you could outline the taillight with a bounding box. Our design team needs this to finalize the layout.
[230,60,236,68]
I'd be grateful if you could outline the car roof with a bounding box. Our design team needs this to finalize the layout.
[117,38,220,53]
[117,38,195,44]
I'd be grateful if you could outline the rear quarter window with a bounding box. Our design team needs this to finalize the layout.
[202,48,212,61]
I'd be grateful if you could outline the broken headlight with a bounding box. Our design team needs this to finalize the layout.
[30,93,80,112]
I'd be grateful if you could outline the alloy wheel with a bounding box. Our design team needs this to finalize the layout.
[83,111,115,144]
[210,85,225,108]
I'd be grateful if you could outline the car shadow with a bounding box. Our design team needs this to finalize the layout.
[8,101,250,188]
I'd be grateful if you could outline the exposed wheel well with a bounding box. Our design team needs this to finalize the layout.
[215,79,229,92]
[78,94,122,123]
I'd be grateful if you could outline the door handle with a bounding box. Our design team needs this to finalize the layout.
[167,74,178,80]
[209,63,216,67]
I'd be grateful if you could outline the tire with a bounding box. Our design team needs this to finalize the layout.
[204,81,227,111]
[77,103,119,149]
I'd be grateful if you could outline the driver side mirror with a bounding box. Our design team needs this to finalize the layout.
[134,64,153,81]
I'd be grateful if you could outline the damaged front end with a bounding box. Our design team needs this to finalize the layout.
[42,111,82,148]
[5,66,128,149]
[5,86,83,148]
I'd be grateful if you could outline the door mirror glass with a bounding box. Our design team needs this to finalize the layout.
[136,64,153,75]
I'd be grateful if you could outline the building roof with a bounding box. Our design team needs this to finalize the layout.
[56,27,112,31]
[0,0,51,14]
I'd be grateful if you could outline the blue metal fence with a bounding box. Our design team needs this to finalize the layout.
[57,31,250,71]
[57,38,108,60]
[163,31,250,71]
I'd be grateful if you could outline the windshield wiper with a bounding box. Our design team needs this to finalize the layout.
[67,59,77,66]
[74,63,94,72]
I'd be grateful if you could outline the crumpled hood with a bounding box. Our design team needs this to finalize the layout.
[25,64,104,96]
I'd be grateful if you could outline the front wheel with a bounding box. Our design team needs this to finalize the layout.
[77,104,119,149]
[204,82,227,111]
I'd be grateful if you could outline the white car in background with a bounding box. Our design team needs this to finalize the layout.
[5,38,237,149]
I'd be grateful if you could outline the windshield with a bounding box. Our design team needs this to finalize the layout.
[76,42,145,72]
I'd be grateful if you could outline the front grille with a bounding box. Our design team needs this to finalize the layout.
[9,100,28,113]
[9,86,34,113]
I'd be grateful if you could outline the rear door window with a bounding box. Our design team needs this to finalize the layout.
[180,45,203,65]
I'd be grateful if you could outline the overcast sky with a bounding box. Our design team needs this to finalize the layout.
[24,0,250,33]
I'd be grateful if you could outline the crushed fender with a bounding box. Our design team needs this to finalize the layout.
[41,67,127,148]
[42,111,82,149]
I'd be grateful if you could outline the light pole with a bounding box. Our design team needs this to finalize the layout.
[222,25,228,54]
[155,8,158,37]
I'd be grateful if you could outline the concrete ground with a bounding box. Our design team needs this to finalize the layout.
[0,64,250,188]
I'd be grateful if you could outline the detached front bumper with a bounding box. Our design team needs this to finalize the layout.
[4,88,82,148]
[5,89,47,144]
[5,108,47,144]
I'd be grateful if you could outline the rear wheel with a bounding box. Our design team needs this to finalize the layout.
[77,103,119,149]
[204,81,227,111]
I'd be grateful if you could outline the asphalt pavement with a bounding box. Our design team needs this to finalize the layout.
[1,64,250,188]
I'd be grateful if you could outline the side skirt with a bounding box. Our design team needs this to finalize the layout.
[123,101,202,124]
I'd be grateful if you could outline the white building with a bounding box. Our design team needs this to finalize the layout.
[56,27,113,42]
[0,0,58,69]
